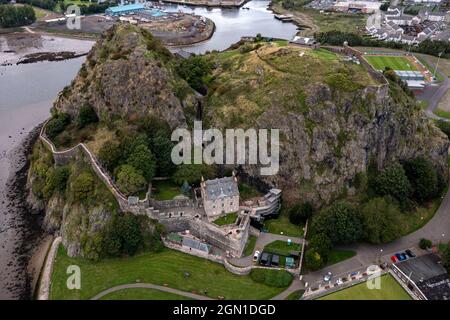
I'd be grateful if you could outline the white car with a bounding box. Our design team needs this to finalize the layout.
[253,250,261,262]
[323,271,333,282]
[336,278,343,285]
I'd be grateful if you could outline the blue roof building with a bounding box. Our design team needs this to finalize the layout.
[105,4,145,16]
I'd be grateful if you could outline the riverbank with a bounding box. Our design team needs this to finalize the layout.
[162,0,248,8]
[0,125,46,299]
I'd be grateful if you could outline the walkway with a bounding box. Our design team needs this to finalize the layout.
[229,233,303,267]
[37,236,61,300]
[90,283,214,300]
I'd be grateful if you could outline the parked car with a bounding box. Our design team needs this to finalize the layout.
[271,255,280,267]
[405,249,416,258]
[379,262,388,270]
[395,253,406,261]
[391,255,398,263]
[323,272,333,282]
[253,250,261,262]
[259,252,270,265]
[400,253,408,260]
[336,278,343,285]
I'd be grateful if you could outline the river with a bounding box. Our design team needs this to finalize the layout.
[0,0,298,299]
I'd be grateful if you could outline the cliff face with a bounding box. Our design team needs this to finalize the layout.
[204,44,449,206]
[53,24,197,129]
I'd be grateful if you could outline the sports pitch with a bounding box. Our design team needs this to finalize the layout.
[318,274,412,300]
[365,55,418,71]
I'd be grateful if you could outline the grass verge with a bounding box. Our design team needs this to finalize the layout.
[100,288,193,300]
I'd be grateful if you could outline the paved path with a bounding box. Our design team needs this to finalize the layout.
[37,236,61,300]
[90,283,213,300]
[229,233,303,267]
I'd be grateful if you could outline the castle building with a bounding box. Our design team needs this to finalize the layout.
[200,173,239,221]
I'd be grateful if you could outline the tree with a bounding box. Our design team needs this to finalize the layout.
[115,164,147,196]
[380,2,389,11]
[308,233,332,259]
[102,213,144,257]
[372,162,412,205]
[126,144,156,182]
[0,5,36,28]
[305,248,324,271]
[311,202,363,245]
[77,105,98,128]
[436,120,450,140]
[98,140,122,172]
[72,172,95,200]
[43,166,70,198]
[176,55,214,94]
[419,238,432,250]
[151,133,175,176]
[289,202,313,225]
[172,164,216,185]
[441,244,450,273]
[45,112,70,139]
[403,157,439,203]
[360,197,403,244]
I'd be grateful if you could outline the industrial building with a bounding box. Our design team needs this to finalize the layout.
[105,3,146,16]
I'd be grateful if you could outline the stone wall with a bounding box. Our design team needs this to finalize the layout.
[150,198,195,209]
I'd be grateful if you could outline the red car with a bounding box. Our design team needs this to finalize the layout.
[391,255,398,263]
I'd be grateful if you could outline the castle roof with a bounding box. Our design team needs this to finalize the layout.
[204,176,239,201]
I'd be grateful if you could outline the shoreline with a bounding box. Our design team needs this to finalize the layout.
[2,124,47,299]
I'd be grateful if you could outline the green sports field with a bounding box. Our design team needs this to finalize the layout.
[364,55,418,71]
[318,274,412,300]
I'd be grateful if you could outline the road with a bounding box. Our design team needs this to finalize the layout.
[91,283,214,300]
[302,189,450,289]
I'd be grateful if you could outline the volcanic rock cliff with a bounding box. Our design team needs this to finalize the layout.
[53,24,198,129]
[203,44,449,205]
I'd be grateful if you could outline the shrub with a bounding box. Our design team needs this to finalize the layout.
[249,269,293,288]
[45,113,70,139]
[43,166,70,198]
[289,202,313,225]
[72,172,95,200]
[441,244,450,272]
[77,105,98,128]
[419,238,432,250]
[176,55,214,94]
[308,233,332,258]
[436,120,450,140]
[172,164,216,185]
[305,248,324,271]
[0,4,36,28]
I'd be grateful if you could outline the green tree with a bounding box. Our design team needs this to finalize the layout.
[72,172,95,200]
[305,248,324,271]
[45,112,70,139]
[98,140,122,172]
[311,202,363,245]
[115,164,147,196]
[126,144,156,182]
[43,166,70,198]
[436,120,450,140]
[289,202,313,225]
[151,133,175,176]
[172,164,216,185]
[0,5,36,28]
[308,233,332,259]
[102,213,144,257]
[176,55,214,94]
[77,105,98,128]
[360,197,403,244]
[441,244,450,273]
[403,157,440,203]
[372,162,412,205]
[419,238,432,250]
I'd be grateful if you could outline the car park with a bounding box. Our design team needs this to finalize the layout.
[405,249,416,258]
[323,271,333,282]
[253,250,260,262]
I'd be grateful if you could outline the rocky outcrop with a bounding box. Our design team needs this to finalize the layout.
[205,44,449,206]
[53,24,197,129]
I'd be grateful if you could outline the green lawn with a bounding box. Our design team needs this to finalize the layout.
[365,56,418,71]
[238,183,262,201]
[264,240,301,257]
[213,212,238,226]
[318,274,411,300]
[285,289,305,300]
[243,235,258,257]
[264,211,303,238]
[434,108,450,119]
[152,180,182,201]
[100,288,193,300]
[50,247,287,300]
[325,249,356,267]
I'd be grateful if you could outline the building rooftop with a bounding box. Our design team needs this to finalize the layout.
[204,176,239,201]
[182,236,211,253]
[106,4,145,14]
[395,254,450,300]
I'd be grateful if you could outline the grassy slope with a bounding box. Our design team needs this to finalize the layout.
[152,180,182,201]
[325,249,356,267]
[264,208,303,238]
[243,235,258,257]
[264,240,301,257]
[50,246,287,300]
[99,288,193,300]
[319,274,411,300]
